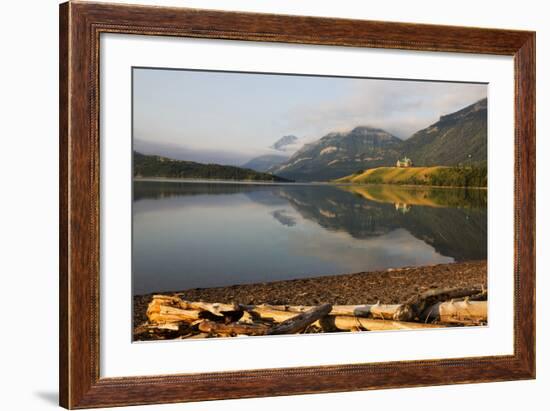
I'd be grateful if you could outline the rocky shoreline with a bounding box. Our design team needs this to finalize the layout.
[133,260,487,330]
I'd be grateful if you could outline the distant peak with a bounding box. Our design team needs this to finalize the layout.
[351,126,383,133]
[271,135,298,151]
[319,126,397,143]
[352,125,380,131]
[439,97,488,122]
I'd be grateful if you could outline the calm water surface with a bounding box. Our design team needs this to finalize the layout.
[133,181,487,295]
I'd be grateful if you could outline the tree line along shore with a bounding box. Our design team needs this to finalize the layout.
[134,149,487,189]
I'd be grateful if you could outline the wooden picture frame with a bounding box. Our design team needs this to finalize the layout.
[59,1,535,408]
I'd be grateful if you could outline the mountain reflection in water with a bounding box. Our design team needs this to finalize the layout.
[133,181,486,295]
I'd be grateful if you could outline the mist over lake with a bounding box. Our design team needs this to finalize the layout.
[132,180,486,295]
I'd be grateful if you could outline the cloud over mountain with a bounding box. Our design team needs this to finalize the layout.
[283,80,487,140]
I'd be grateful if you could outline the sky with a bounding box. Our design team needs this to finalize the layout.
[133,68,487,166]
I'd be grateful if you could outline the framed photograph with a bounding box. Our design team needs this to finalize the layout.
[59,1,535,408]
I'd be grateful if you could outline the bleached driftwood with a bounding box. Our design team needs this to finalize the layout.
[422,299,487,325]
[138,290,487,341]
[147,299,201,324]
[403,286,485,319]
[266,304,333,335]
[242,306,297,323]
[259,303,413,321]
[173,296,238,316]
[319,316,445,332]
[147,295,238,322]
[198,320,269,336]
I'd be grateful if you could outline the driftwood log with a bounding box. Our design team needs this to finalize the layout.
[257,303,413,321]
[319,316,445,332]
[147,299,201,324]
[422,300,487,325]
[242,306,299,323]
[173,296,238,317]
[138,286,488,340]
[404,286,485,319]
[199,320,269,336]
[266,304,332,335]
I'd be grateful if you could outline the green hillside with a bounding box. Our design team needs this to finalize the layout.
[335,165,487,188]
[133,152,291,182]
[402,98,487,166]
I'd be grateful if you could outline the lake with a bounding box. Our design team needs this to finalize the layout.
[132,180,487,295]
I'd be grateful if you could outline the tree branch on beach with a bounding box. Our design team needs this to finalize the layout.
[266,304,333,335]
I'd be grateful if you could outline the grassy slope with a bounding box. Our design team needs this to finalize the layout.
[335,166,445,185]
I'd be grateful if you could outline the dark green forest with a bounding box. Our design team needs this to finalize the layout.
[426,166,487,188]
[133,152,291,182]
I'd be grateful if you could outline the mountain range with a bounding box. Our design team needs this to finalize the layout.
[269,98,487,181]
[269,127,403,181]
[136,98,487,183]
